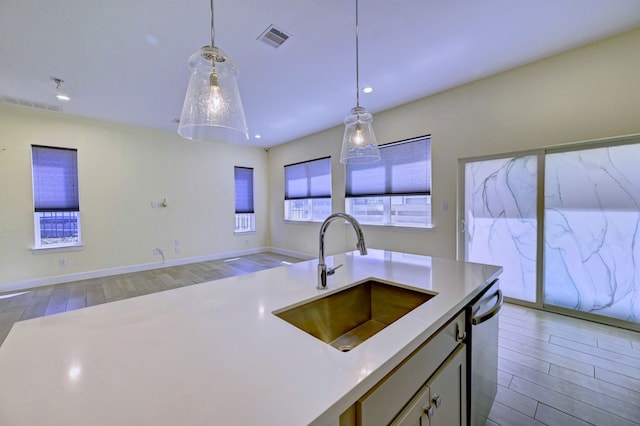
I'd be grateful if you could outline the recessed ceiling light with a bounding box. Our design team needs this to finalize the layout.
[55,94,70,101]
[362,86,373,94]
[144,34,159,46]
[254,134,262,139]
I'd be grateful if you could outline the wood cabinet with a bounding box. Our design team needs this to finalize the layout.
[391,343,467,426]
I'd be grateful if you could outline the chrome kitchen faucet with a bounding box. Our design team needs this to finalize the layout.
[317,213,368,289]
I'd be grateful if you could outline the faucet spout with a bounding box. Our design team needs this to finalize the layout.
[317,213,368,290]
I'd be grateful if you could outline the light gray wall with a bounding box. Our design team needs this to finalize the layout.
[267,28,640,259]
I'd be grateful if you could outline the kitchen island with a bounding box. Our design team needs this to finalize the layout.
[0,250,501,425]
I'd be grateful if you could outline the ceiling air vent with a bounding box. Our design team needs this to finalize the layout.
[258,25,291,48]
[0,95,62,112]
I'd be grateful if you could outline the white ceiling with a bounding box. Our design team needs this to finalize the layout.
[1,0,639,148]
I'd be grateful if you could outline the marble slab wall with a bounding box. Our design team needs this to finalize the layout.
[544,141,640,323]
[464,155,538,302]
[464,139,640,325]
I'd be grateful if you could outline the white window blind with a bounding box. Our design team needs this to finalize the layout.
[346,136,431,198]
[284,156,331,200]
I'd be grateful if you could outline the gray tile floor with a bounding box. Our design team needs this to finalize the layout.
[1,254,639,425]
[489,304,640,426]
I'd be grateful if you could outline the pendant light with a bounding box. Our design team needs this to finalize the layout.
[340,0,380,164]
[178,0,248,143]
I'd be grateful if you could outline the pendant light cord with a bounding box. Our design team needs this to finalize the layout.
[355,0,361,108]
[210,0,216,48]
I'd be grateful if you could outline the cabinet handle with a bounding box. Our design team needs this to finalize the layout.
[424,405,434,418]
[455,322,466,342]
[432,394,442,408]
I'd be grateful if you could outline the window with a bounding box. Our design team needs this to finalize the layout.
[31,145,81,248]
[234,166,255,233]
[284,157,332,222]
[346,136,431,228]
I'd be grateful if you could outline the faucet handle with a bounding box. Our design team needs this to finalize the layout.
[327,264,343,276]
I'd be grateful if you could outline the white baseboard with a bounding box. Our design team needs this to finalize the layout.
[267,246,315,261]
[1,247,306,294]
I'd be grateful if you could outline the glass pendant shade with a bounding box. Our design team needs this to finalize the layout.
[340,106,380,164]
[178,46,249,143]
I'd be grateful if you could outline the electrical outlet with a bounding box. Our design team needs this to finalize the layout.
[153,248,166,257]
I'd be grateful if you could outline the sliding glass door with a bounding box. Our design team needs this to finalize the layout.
[460,135,640,328]
[462,153,540,304]
[544,141,640,323]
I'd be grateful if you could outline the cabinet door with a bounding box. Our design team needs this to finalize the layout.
[391,344,467,426]
[390,381,431,426]
[428,344,467,426]
[358,312,465,425]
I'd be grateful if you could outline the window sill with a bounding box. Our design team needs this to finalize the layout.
[360,223,435,233]
[284,219,434,233]
[234,230,256,235]
[32,243,84,255]
[284,219,323,224]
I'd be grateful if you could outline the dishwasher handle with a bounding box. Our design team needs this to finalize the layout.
[472,288,503,326]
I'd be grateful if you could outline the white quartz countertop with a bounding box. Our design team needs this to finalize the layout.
[0,250,501,425]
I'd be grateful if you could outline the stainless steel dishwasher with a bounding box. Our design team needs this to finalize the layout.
[467,279,503,426]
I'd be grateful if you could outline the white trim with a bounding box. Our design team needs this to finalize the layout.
[360,223,435,233]
[31,244,84,254]
[267,246,315,260]
[0,291,30,300]
[283,219,323,224]
[2,247,278,293]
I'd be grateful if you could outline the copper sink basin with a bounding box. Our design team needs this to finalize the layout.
[273,279,436,352]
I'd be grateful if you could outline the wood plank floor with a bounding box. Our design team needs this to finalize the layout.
[1,255,639,425]
[0,252,303,346]
[489,303,640,426]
